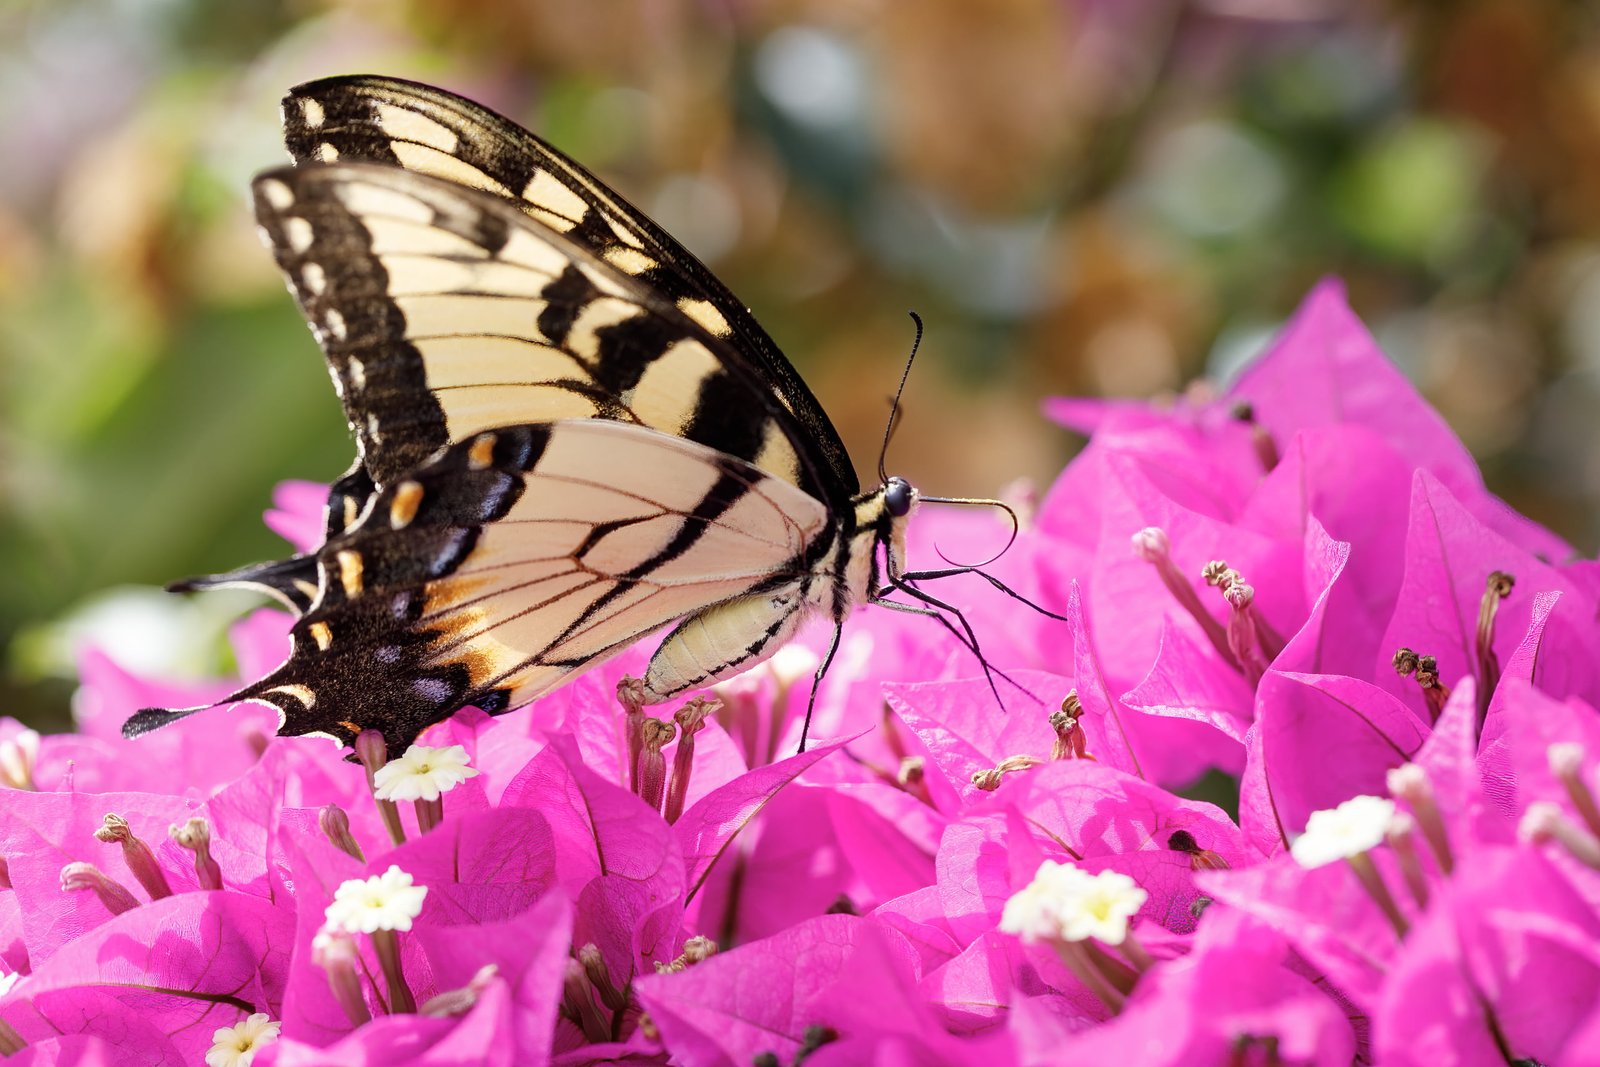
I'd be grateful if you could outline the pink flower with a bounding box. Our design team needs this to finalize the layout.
[7,278,1592,1064]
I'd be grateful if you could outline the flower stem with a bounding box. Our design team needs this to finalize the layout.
[356,731,406,847]
[1346,852,1408,939]
[371,929,415,1014]
[1053,939,1125,1015]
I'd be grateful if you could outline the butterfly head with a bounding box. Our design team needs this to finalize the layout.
[884,475,914,518]
[864,474,919,585]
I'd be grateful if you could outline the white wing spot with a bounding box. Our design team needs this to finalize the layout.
[522,169,589,226]
[678,297,731,337]
[300,97,326,130]
[301,261,327,295]
[325,308,348,341]
[604,245,658,276]
[347,356,366,390]
[375,102,459,153]
[259,179,294,210]
[316,142,340,162]
[602,212,646,249]
[284,217,314,253]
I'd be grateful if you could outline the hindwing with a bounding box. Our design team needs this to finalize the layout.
[126,420,836,749]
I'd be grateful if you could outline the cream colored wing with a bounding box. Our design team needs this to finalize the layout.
[127,419,836,751]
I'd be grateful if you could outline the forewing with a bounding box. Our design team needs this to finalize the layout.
[254,162,831,502]
[127,420,833,752]
[282,74,857,500]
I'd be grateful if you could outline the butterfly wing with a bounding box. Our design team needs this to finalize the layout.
[182,156,841,608]
[254,160,833,492]
[281,73,856,499]
[126,419,835,750]
[180,77,859,608]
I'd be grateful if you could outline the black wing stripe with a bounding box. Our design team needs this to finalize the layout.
[255,163,811,494]
[199,421,828,750]
[284,75,859,503]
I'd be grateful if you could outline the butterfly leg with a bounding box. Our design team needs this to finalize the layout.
[875,577,1027,707]
[797,619,844,753]
[897,566,1069,622]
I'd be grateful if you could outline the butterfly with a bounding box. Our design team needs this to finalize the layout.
[124,75,1026,755]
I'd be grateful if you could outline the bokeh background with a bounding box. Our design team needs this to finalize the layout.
[5,0,1600,731]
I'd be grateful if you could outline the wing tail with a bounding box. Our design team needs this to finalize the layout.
[121,703,215,739]
[168,554,321,614]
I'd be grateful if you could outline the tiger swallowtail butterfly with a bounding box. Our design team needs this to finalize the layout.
[123,75,1004,754]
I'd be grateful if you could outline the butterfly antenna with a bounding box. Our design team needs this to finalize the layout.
[877,312,924,484]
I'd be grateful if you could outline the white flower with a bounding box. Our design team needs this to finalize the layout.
[1291,795,1397,868]
[372,744,479,802]
[999,863,1078,942]
[323,865,428,934]
[204,1012,281,1067]
[0,729,39,788]
[1054,868,1147,945]
[769,643,821,687]
[999,860,1147,946]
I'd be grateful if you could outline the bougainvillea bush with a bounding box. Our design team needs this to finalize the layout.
[3,280,1599,1066]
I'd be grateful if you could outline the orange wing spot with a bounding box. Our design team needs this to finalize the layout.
[308,620,333,650]
[336,550,365,598]
[468,433,497,470]
[338,719,362,735]
[390,480,424,529]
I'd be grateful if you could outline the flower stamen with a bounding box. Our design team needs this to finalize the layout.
[1521,802,1600,870]
[169,817,224,891]
[1387,763,1454,874]
[617,676,648,791]
[319,804,365,863]
[1392,648,1450,723]
[1549,743,1600,839]
[60,861,139,914]
[1474,571,1514,729]
[1231,400,1279,472]
[96,813,172,900]
[1132,528,1238,672]
[355,730,405,846]
[655,934,718,974]
[636,718,676,812]
[1051,693,1093,760]
[664,697,718,824]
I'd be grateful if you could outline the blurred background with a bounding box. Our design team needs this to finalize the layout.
[5,0,1600,730]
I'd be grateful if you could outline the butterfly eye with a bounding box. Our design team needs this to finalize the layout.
[885,476,913,518]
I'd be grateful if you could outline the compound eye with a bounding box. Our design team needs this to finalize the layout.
[885,476,913,518]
